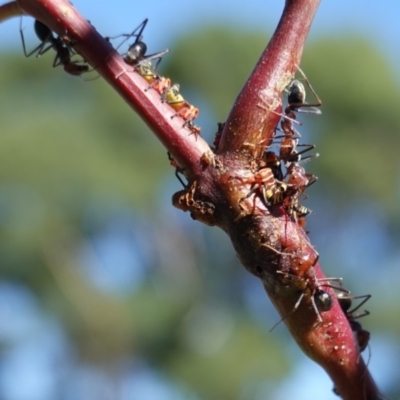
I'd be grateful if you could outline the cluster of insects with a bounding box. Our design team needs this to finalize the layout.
[18,15,371,361]
[19,18,201,135]
[106,19,201,135]
[236,67,321,228]
[272,265,371,346]
[231,68,373,348]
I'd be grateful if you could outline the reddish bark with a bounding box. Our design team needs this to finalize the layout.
[0,1,23,22]
[12,0,385,398]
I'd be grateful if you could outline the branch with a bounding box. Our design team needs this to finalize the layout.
[218,0,318,155]
[0,1,23,22]
[11,0,385,398]
[15,0,210,179]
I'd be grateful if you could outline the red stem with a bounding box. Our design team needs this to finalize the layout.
[218,0,320,155]
[0,1,24,22]
[15,0,210,178]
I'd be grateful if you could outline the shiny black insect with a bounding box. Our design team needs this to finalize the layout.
[286,77,322,115]
[266,68,321,223]
[269,273,345,332]
[313,288,333,312]
[337,292,371,353]
[20,19,90,76]
[275,67,321,164]
[106,18,168,69]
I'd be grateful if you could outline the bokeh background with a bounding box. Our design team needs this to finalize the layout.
[0,1,399,399]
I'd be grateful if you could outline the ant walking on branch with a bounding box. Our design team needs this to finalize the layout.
[20,19,90,77]
[237,67,321,220]
[337,292,371,353]
[108,19,201,135]
[106,18,169,69]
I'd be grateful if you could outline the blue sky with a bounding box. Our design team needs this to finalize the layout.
[1,0,399,71]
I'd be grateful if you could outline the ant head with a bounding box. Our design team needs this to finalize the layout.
[126,41,147,64]
[314,289,333,312]
[288,79,306,106]
[34,20,53,43]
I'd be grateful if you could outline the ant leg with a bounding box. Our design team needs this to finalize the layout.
[52,44,68,68]
[291,105,321,115]
[316,277,343,286]
[175,169,187,188]
[269,291,306,332]
[295,143,316,156]
[270,287,325,332]
[20,21,47,57]
[274,131,301,140]
[319,283,349,294]
[310,294,323,325]
[167,152,187,188]
[284,144,318,164]
[339,293,371,316]
[352,310,370,320]
[348,294,371,315]
[238,184,261,204]
[296,65,322,106]
[107,18,149,51]
[138,49,170,69]
[258,102,302,126]
[21,19,55,58]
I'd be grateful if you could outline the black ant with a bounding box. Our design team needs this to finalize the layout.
[20,19,90,77]
[258,66,321,166]
[337,292,371,353]
[262,67,322,224]
[293,275,346,323]
[286,74,322,115]
[313,288,333,311]
[278,66,321,166]
[269,269,346,331]
[106,18,169,69]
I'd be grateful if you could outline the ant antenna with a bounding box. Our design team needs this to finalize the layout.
[108,18,149,51]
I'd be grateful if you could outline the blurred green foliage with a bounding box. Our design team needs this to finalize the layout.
[1,23,400,399]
